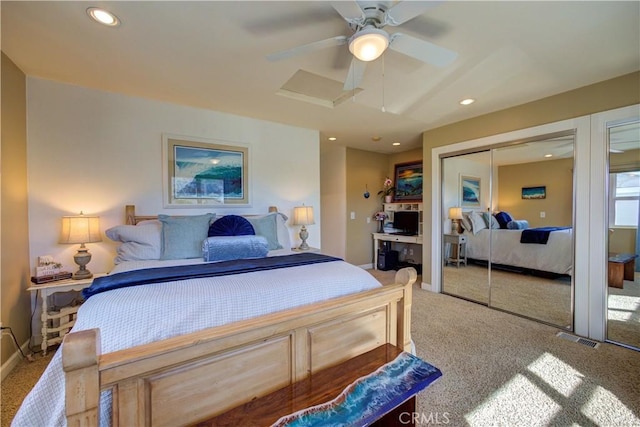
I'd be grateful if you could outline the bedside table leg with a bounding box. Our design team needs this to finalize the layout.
[41,292,48,356]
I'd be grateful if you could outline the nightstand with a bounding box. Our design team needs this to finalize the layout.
[27,273,105,355]
[444,234,467,267]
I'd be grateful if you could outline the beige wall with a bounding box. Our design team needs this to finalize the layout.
[1,53,31,365]
[423,71,640,282]
[320,144,347,259]
[498,158,574,228]
[345,148,390,265]
[342,147,423,266]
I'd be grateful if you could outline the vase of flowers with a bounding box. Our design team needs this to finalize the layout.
[378,177,395,203]
[373,211,387,233]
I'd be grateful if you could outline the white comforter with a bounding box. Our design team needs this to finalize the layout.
[464,228,573,275]
[13,258,382,427]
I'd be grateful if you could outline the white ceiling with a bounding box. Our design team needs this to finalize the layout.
[2,1,639,154]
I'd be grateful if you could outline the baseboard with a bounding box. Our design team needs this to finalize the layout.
[420,281,435,292]
[358,263,374,270]
[0,338,31,382]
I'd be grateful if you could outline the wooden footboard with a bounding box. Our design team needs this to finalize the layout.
[63,269,415,426]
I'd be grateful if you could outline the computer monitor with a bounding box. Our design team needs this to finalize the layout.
[393,211,419,235]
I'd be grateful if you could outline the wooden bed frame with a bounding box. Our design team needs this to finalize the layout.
[62,205,416,426]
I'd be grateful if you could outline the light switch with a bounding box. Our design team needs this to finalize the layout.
[366,217,370,223]
[350,211,356,220]
[540,211,546,218]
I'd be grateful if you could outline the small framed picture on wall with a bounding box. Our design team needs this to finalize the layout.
[460,175,481,207]
[394,161,423,201]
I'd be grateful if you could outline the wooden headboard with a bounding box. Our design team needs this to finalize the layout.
[125,205,158,225]
[124,205,279,225]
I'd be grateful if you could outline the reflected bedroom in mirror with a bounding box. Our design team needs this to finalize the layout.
[607,120,640,350]
[441,133,575,330]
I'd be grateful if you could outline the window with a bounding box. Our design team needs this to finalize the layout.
[610,171,640,227]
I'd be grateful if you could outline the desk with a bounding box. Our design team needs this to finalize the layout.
[373,233,422,270]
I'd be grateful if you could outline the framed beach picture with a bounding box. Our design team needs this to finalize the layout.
[163,134,249,207]
[460,175,481,207]
[522,186,546,199]
[394,161,423,201]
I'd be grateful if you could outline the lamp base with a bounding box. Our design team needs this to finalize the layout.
[450,219,460,235]
[298,225,310,251]
[73,245,94,280]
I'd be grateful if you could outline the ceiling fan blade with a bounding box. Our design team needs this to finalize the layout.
[384,1,441,26]
[331,1,365,25]
[389,33,457,67]
[266,36,348,62]
[343,57,367,91]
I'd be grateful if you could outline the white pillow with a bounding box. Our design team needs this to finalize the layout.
[106,220,162,263]
[460,213,473,233]
[470,211,487,235]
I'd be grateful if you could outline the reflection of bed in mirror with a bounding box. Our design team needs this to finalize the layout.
[463,228,573,276]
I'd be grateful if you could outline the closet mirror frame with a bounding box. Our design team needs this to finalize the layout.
[439,130,576,329]
[430,116,592,336]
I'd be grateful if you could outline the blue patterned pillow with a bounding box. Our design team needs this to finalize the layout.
[202,236,268,262]
[208,215,255,237]
[507,220,529,230]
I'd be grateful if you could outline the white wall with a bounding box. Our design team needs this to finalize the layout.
[27,78,320,274]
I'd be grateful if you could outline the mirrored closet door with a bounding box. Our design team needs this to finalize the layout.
[441,151,490,304]
[441,134,575,330]
[607,120,640,350]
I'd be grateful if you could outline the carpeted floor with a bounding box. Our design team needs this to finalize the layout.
[442,263,572,328]
[2,269,639,426]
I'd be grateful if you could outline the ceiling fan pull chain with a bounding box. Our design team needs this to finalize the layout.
[381,53,386,113]
[352,61,356,102]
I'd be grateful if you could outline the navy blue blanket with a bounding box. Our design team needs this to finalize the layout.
[520,227,571,244]
[83,253,341,300]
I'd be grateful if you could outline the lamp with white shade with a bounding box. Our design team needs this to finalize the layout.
[292,205,315,251]
[59,212,101,279]
[448,207,463,235]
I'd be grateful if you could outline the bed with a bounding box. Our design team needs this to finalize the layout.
[463,228,573,275]
[13,205,416,427]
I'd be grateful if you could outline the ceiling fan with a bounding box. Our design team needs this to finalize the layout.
[266,1,458,91]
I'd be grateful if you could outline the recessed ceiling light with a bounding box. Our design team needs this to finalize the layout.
[392,142,400,146]
[87,7,120,26]
[459,98,475,106]
[371,136,381,141]
[328,137,337,141]
[544,154,553,158]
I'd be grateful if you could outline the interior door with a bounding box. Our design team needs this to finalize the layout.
[606,120,640,349]
[441,151,490,304]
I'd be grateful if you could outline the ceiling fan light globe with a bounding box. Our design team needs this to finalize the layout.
[349,28,389,62]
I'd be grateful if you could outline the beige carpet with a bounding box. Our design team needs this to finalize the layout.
[443,264,572,328]
[2,270,639,427]
[608,276,640,349]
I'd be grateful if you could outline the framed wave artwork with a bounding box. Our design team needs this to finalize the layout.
[163,134,250,208]
[460,175,481,208]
